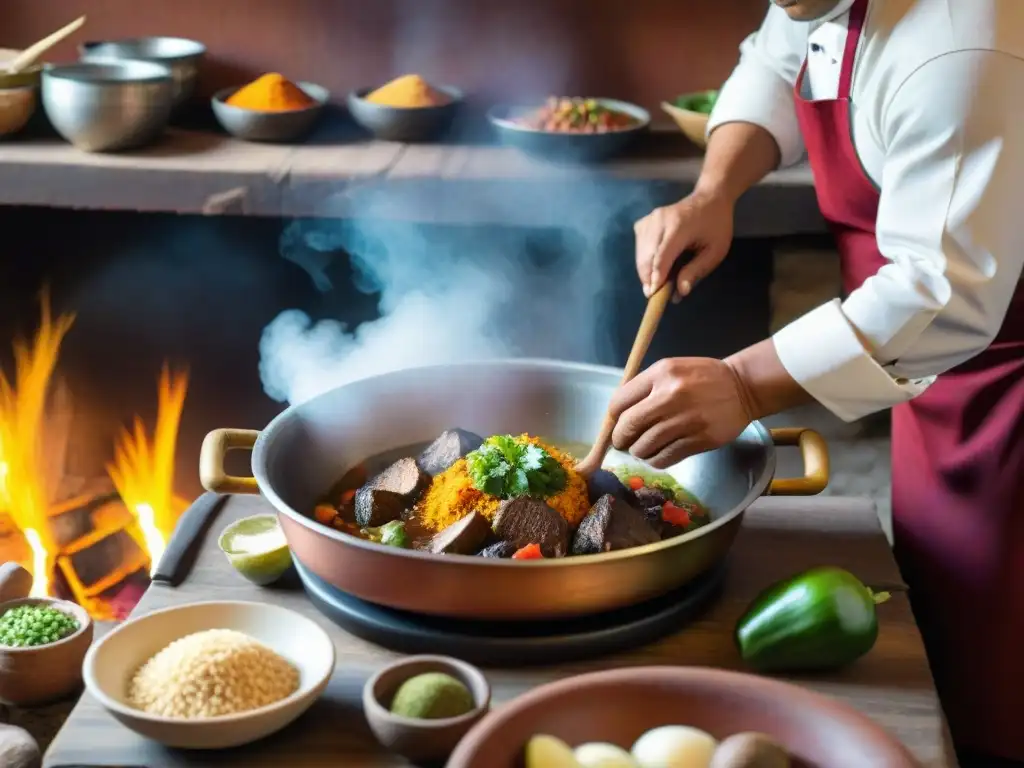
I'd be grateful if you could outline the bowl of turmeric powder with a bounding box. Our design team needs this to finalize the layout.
[212,73,328,143]
[347,74,462,142]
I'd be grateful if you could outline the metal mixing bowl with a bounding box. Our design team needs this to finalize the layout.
[42,60,175,152]
[79,37,205,109]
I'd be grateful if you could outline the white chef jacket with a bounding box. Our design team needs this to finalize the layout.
[708,0,1024,422]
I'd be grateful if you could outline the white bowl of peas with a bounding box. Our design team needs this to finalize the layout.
[0,568,94,707]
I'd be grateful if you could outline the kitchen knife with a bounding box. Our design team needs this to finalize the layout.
[151,492,227,586]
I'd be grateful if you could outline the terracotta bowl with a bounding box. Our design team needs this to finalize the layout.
[0,597,93,707]
[363,655,490,764]
[447,666,922,768]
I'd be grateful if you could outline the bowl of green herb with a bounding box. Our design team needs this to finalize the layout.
[661,89,719,149]
[0,595,93,706]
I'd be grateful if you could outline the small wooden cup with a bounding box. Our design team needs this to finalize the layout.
[0,563,94,707]
[363,655,491,765]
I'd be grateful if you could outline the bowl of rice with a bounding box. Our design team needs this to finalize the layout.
[82,600,335,749]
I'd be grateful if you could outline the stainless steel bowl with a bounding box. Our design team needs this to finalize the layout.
[199,360,830,620]
[42,60,175,153]
[211,82,328,143]
[79,37,205,109]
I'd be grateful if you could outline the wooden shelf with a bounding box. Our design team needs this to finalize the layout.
[0,122,824,236]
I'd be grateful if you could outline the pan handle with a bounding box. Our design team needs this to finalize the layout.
[199,428,261,495]
[766,427,830,496]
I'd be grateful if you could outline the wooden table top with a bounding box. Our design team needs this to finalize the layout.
[44,494,954,767]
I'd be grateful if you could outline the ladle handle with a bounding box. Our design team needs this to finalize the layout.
[6,16,86,73]
[585,274,676,467]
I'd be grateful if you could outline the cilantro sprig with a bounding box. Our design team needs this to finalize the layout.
[465,435,568,500]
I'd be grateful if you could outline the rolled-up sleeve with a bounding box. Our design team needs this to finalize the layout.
[706,5,808,169]
[773,50,1024,422]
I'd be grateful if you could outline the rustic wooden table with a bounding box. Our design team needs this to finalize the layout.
[44,494,954,767]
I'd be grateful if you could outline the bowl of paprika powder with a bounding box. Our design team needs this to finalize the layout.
[212,73,328,143]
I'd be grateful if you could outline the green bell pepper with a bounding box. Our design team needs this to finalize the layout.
[735,566,891,673]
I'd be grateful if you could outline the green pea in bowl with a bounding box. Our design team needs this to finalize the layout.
[0,596,94,706]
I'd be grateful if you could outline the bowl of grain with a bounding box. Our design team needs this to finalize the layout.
[82,600,335,749]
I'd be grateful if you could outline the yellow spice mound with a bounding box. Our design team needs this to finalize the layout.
[127,629,300,718]
[418,435,590,533]
[365,74,452,108]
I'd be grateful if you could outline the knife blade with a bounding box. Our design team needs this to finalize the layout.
[151,492,228,586]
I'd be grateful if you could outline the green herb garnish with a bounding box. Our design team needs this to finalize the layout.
[465,435,568,500]
[362,520,410,548]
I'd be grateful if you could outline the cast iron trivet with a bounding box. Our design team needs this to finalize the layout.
[294,557,727,666]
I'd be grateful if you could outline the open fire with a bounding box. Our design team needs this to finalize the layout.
[0,293,189,618]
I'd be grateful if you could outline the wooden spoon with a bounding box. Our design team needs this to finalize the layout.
[5,16,87,74]
[576,269,678,477]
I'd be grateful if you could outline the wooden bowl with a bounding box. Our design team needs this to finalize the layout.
[0,597,93,707]
[662,101,710,149]
[363,655,490,764]
[0,49,43,90]
[0,86,37,138]
[447,666,922,768]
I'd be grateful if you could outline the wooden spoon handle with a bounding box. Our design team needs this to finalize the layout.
[7,16,86,74]
[578,272,677,474]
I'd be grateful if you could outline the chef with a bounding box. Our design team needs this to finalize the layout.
[613,0,1024,764]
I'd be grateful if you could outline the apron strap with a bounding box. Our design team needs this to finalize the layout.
[838,0,870,100]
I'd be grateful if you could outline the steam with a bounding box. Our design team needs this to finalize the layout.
[258,179,640,406]
[257,6,644,406]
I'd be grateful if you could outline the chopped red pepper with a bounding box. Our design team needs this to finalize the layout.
[662,501,691,528]
[511,543,544,560]
[314,504,338,526]
[627,476,645,491]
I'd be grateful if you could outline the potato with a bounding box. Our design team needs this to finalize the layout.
[709,733,790,768]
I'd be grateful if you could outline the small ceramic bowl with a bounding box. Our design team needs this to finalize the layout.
[0,596,93,707]
[211,82,328,143]
[0,86,37,138]
[447,666,921,768]
[83,600,335,749]
[662,101,710,149]
[363,655,490,764]
[346,85,462,142]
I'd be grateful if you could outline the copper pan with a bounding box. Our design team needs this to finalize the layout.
[199,359,829,620]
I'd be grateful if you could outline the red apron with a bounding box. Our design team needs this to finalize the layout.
[793,0,1024,759]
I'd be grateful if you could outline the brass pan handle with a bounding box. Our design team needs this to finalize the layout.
[199,428,261,495]
[767,427,830,496]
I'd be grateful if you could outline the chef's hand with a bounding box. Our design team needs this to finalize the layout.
[608,357,756,468]
[634,190,734,301]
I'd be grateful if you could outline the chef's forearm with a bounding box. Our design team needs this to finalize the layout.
[694,122,783,206]
[725,338,814,421]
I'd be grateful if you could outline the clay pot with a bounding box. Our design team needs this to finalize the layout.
[447,666,921,768]
[0,597,93,707]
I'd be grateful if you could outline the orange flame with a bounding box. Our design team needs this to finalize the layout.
[107,365,190,575]
[0,293,76,597]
